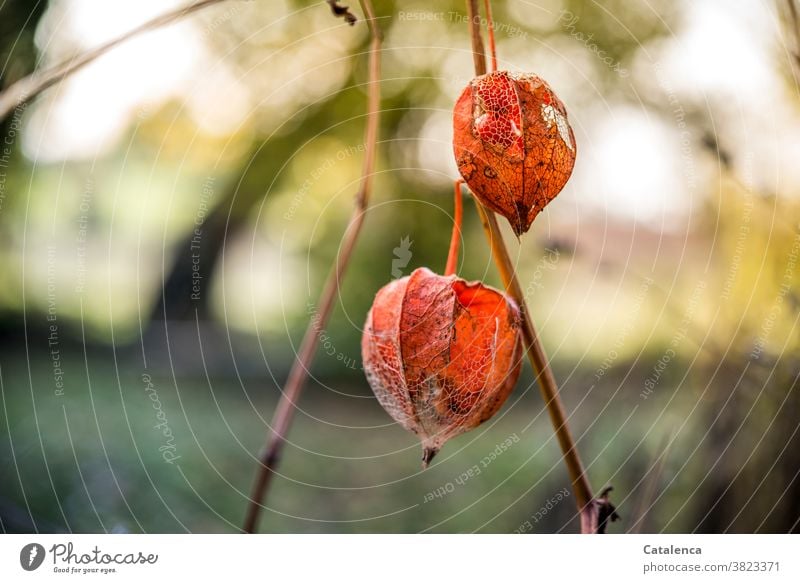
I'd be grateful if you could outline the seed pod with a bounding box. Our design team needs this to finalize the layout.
[362,267,522,466]
[453,70,576,235]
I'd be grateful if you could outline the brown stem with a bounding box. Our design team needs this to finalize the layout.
[785,0,800,84]
[482,0,498,72]
[0,0,228,120]
[444,180,464,276]
[465,0,609,533]
[242,0,382,534]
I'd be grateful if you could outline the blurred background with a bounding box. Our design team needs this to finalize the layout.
[0,0,799,533]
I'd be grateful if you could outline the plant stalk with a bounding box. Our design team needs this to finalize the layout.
[242,0,382,533]
[482,0,498,72]
[444,180,464,276]
[0,0,229,120]
[465,0,609,533]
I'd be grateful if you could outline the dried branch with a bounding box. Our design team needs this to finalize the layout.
[326,0,358,26]
[465,0,615,534]
[444,180,464,276]
[242,0,382,533]
[0,0,229,121]
[482,0,498,72]
[784,0,800,84]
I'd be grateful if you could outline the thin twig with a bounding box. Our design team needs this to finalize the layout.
[242,0,382,533]
[0,0,229,121]
[444,180,464,276]
[784,0,800,84]
[326,0,358,25]
[465,0,610,534]
[482,0,498,72]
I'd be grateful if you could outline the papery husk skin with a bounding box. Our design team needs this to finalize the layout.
[453,70,576,235]
[362,267,522,466]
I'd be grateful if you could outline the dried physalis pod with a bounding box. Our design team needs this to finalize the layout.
[453,71,576,235]
[362,267,522,466]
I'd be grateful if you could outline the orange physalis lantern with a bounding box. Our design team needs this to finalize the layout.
[362,267,522,466]
[453,71,576,235]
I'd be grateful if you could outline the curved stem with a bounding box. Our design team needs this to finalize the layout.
[444,180,464,276]
[474,203,595,512]
[0,0,228,121]
[465,0,606,533]
[242,0,382,533]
